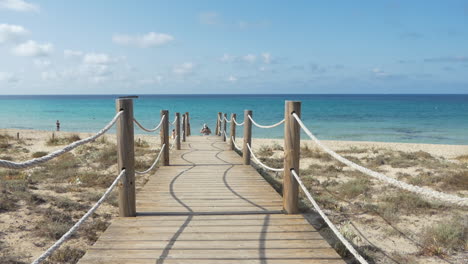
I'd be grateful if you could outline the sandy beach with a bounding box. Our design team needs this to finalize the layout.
[1,128,467,263]
[2,128,466,160]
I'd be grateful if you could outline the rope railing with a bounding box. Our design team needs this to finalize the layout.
[31,169,126,264]
[292,113,468,207]
[133,115,165,132]
[171,116,178,125]
[291,169,368,264]
[248,115,285,129]
[0,111,123,169]
[223,116,232,123]
[135,145,166,175]
[231,136,242,151]
[233,119,244,126]
[246,143,284,172]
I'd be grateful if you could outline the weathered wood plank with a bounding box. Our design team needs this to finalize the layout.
[77,136,344,264]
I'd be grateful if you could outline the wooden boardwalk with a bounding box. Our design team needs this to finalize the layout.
[78,136,344,264]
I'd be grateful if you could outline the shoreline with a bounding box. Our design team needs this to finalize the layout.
[1,128,467,159]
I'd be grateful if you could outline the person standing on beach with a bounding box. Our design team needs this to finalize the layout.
[56,120,60,131]
[200,124,211,135]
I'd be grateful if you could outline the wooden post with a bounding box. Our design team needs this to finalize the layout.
[215,112,222,136]
[16,132,19,140]
[182,114,186,142]
[175,112,181,150]
[242,110,252,165]
[116,98,136,217]
[160,110,169,166]
[230,113,236,150]
[222,113,227,142]
[185,112,191,136]
[283,101,301,214]
[184,112,189,137]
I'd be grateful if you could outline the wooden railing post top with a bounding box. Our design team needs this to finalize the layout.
[115,98,133,110]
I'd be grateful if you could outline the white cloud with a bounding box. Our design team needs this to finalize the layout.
[173,62,194,75]
[64,49,83,59]
[220,53,235,63]
[0,71,19,83]
[0,24,28,44]
[220,53,272,64]
[112,32,174,48]
[139,75,162,85]
[199,12,220,25]
[0,0,39,12]
[34,59,51,68]
[12,40,53,57]
[83,53,117,65]
[227,75,237,82]
[242,54,257,63]
[41,70,59,81]
[261,52,271,64]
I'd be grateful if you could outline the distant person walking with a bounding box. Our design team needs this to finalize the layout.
[56,120,60,131]
[200,124,211,135]
[172,129,176,139]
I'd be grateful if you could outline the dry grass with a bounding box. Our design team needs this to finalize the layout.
[31,151,48,158]
[43,246,85,264]
[455,155,468,163]
[135,138,150,148]
[257,145,274,157]
[300,144,332,161]
[46,134,81,146]
[421,216,467,256]
[35,208,74,239]
[335,178,371,199]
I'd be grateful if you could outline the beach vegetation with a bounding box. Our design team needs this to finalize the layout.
[455,154,468,163]
[31,151,48,158]
[337,146,368,154]
[35,208,74,239]
[420,215,467,256]
[95,143,118,169]
[135,138,150,148]
[43,246,85,264]
[135,157,154,171]
[335,178,371,199]
[82,218,110,242]
[76,171,115,188]
[301,144,332,161]
[270,142,283,151]
[0,155,13,161]
[259,156,283,169]
[257,145,274,157]
[46,134,81,146]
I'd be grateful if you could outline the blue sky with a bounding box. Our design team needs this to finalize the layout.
[0,0,467,94]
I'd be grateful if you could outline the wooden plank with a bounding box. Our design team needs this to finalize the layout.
[77,136,344,264]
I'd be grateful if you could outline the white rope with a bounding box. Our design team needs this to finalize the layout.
[231,136,242,151]
[246,143,284,172]
[171,116,178,125]
[0,112,123,169]
[233,119,244,126]
[223,116,232,123]
[248,115,285,129]
[291,169,368,264]
[133,115,165,132]
[292,113,468,207]
[135,145,166,175]
[31,169,126,264]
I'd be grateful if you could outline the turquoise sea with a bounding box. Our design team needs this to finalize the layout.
[0,94,467,145]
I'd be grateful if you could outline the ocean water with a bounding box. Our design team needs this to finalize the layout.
[0,94,467,145]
